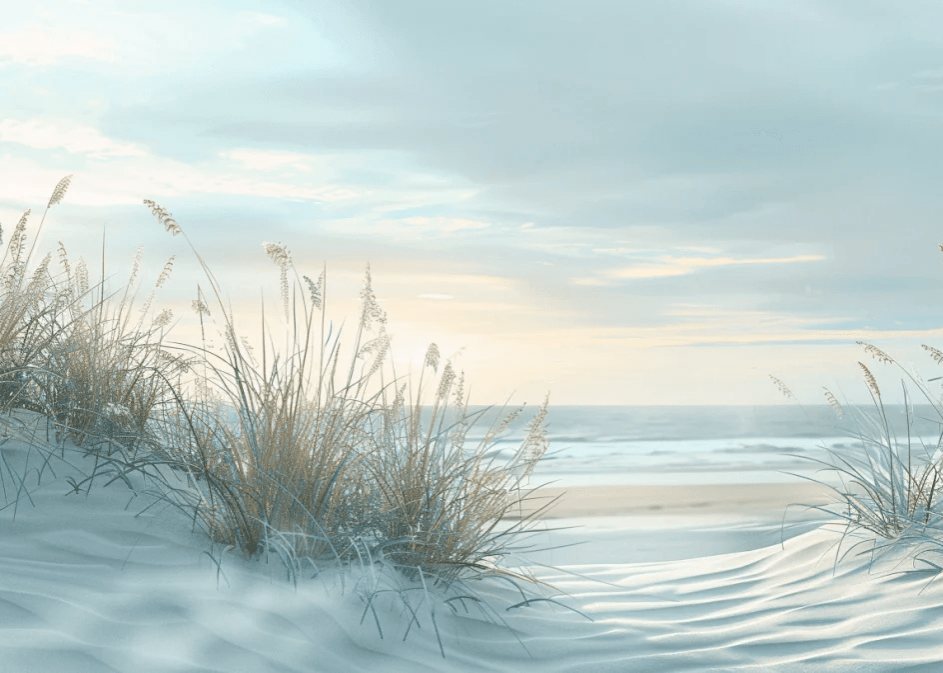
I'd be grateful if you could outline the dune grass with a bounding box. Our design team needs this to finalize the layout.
[0,179,578,657]
[770,338,943,576]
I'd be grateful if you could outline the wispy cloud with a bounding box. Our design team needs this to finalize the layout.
[0,151,366,207]
[398,216,490,233]
[219,149,315,172]
[236,11,289,29]
[0,26,116,66]
[0,119,146,157]
[603,254,826,281]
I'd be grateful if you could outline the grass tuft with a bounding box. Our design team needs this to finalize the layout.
[0,180,581,657]
[772,332,943,576]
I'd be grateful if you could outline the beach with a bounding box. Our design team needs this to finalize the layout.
[510,482,833,519]
[504,482,835,566]
[3,408,936,671]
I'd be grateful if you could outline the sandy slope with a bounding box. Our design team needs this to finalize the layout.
[1,410,941,672]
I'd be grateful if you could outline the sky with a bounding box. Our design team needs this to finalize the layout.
[4,1,943,407]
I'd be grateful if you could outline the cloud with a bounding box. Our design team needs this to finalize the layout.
[220,149,314,172]
[911,68,943,80]
[0,119,146,157]
[377,272,513,292]
[604,253,826,280]
[0,25,116,66]
[570,277,613,287]
[318,213,493,242]
[398,216,490,233]
[606,264,692,280]
[237,11,289,29]
[0,150,367,207]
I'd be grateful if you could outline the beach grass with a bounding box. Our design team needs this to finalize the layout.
[770,338,943,575]
[0,179,574,656]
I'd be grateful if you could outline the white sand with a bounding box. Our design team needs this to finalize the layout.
[0,409,939,671]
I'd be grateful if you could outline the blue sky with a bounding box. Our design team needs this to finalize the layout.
[3,1,943,406]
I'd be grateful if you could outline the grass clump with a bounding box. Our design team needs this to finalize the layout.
[32,246,192,455]
[0,177,79,416]
[770,337,943,573]
[0,181,578,656]
[0,183,578,657]
[362,357,553,583]
[132,201,576,654]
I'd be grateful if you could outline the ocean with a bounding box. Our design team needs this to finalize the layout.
[192,401,943,563]
[213,401,943,487]
[464,403,943,487]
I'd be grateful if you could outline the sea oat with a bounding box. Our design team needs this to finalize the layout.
[923,344,943,366]
[263,241,292,268]
[424,343,440,373]
[823,387,845,419]
[7,211,30,286]
[436,361,456,401]
[29,252,52,293]
[74,258,89,300]
[263,242,292,320]
[127,246,144,289]
[359,264,386,330]
[366,331,391,378]
[302,272,323,311]
[192,298,211,317]
[482,406,524,447]
[239,336,257,366]
[858,341,895,365]
[519,394,551,475]
[137,256,176,323]
[769,374,796,401]
[495,407,523,435]
[47,175,73,208]
[152,308,173,328]
[57,241,71,281]
[142,199,182,236]
[858,361,881,397]
[453,370,465,408]
[155,256,175,289]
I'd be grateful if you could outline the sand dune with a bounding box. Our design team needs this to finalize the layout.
[0,410,939,672]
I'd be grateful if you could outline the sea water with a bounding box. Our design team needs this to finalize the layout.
[211,402,943,487]
[198,402,943,563]
[498,404,943,487]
